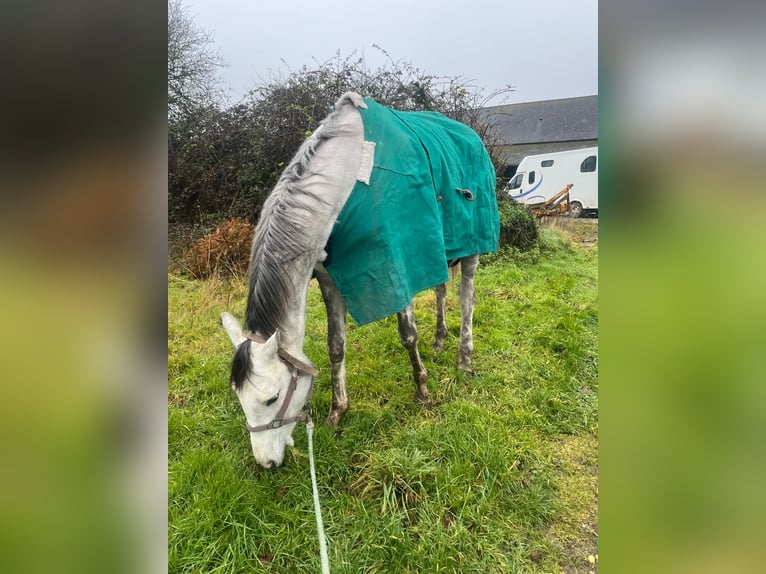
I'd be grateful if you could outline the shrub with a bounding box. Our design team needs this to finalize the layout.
[498,197,538,250]
[185,217,254,278]
[168,49,513,226]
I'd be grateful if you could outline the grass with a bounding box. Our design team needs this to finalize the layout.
[168,225,598,573]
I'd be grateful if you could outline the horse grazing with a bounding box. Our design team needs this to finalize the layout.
[221,92,499,468]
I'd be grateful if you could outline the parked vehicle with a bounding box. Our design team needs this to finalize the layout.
[504,147,598,217]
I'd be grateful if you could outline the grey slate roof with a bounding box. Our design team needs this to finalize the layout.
[479,95,598,145]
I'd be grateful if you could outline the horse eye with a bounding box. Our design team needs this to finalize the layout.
[265,394,279,407]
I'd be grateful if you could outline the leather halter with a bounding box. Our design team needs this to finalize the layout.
[242,332,319,433]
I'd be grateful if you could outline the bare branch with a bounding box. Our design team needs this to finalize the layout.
[167,0,226,118]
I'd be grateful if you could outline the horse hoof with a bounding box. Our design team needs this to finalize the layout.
[458,362,473,374]
[432,342,444,352]
[415,393,431,406]
[326,412,342,427]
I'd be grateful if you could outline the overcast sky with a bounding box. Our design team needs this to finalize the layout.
[186,0,598,107]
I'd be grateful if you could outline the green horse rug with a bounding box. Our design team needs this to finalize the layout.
[324,97,500,325]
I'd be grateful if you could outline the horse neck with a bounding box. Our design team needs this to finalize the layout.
[276,255,317,357]
[251,99,365,357]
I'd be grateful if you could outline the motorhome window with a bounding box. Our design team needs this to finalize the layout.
[580,155,597,172]
[529,171,536,184]
[541,160,554,167]
[508,173,523,190]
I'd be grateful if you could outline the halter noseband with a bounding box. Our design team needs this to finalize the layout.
[243,332,320,433]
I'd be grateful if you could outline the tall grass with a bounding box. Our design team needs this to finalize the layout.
[169,226,598,573]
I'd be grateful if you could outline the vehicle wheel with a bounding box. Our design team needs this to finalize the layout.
[569,201,583,218]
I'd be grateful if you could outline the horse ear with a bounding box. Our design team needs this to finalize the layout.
[220,312,246,347]
[261,330,280,357]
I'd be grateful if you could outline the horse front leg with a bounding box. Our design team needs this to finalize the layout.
[397,303,430,405]
[314,267,349,426]
[458,254,479,372]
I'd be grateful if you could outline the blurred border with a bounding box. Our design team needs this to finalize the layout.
[601,1,766,572]
[0,1,167,573]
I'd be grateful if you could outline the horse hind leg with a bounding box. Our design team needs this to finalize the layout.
[432,282,448,352]
[315,267,349,426]
[397,303,430,405]
[458,254,479,372]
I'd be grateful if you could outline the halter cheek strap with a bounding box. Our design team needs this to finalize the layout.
[243,332,319,433]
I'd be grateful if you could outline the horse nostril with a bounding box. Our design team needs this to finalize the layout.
[267,460,276,470]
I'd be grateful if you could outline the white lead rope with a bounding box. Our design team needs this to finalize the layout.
[306,418,330,574]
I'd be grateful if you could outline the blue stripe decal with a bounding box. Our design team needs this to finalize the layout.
[511,172,543,200]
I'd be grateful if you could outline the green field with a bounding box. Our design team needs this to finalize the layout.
[169,223,598,573]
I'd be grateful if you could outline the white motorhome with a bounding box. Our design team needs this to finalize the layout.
[504,147,598,217]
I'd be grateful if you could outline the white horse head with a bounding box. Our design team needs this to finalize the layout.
[221,312,314,469]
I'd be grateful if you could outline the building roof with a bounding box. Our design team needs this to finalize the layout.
[479,95,598,145]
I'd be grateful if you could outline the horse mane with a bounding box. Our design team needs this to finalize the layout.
[243,103,354,337]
